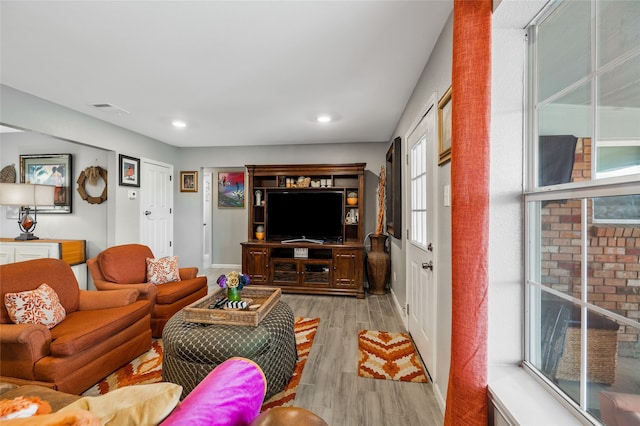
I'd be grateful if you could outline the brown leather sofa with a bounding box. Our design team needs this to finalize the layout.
[0,258,152,394]
[87,244,208,337]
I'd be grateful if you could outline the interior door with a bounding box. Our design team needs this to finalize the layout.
[406,101,437,380]
[141,160,173,258]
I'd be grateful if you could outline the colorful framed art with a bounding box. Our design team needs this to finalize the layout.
[218,171,245,208]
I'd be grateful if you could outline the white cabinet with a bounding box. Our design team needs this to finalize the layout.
[0,239,87,290]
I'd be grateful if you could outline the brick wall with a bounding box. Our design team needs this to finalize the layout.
[541,138,640,356]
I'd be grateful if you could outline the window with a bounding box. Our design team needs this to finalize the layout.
[525,1,640,424]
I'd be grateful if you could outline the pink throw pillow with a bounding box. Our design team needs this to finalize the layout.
[146,256,181,285]
[4,283,66,329]
[161,357,267,426]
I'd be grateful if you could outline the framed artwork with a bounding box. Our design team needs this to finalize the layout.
[218,171,245,208]
[438,86,452,165]
[180,171,198,192]
[119,154,140,187]
[20,153,72,213]
[385,137,402,239]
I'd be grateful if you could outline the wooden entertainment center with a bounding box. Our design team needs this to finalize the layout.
[242,163,366,298]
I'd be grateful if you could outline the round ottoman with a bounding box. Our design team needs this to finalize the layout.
[162,301,297,400]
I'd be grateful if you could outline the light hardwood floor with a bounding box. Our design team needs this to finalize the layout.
[206,268,444,426]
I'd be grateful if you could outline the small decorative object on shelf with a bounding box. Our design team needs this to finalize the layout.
[217,271,251,302]
[255,189,263,206]
[255,225,265,240]
[347,191,358,205]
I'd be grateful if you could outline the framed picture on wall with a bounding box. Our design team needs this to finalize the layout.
[218,171,245,208]
[438,86,452,165]
[20,153,72,213]
[180,171,198,192]
[119,154,140,187]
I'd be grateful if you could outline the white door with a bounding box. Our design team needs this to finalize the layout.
[406,99,437,380]
[141,160,173,258]
[202,171,212,270]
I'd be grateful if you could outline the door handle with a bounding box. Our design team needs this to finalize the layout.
[422,261,433,271]
[144,210,152,216]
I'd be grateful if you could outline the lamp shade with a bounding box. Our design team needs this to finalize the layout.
[0,183,55,206]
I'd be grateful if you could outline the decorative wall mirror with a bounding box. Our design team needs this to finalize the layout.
[385,137,402,239]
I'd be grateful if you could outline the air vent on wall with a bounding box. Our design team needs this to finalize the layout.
[91,103,129,115]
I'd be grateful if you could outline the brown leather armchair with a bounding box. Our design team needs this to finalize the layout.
[87,244,208,337]
[0,258,152,394]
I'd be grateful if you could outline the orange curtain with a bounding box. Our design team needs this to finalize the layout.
[444,0,492,425]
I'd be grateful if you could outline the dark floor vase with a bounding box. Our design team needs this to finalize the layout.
[366,234,390,295]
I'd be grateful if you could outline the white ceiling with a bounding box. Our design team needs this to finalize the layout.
[0,1,452,148]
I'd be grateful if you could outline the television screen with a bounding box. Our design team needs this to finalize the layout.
[266,191,344,243]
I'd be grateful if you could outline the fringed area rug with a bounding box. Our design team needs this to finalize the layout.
[357,330,429,383]
[83,317,320,410]
[261,317,320,410]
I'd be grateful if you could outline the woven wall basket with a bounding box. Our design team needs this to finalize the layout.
[0,164,16,183]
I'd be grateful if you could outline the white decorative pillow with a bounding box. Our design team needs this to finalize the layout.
[4,283,66,329]
[146,256,181,285]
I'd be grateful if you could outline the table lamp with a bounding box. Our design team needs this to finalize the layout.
[0,182,55,240]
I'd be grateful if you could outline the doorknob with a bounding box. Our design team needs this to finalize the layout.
[144,210,151,216]
[422,261,433,271]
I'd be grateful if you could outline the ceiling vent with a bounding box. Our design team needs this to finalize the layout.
[91,103,129,115]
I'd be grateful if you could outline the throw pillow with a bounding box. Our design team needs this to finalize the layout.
[4,284,66,329]
[161,357,266,426]
[0,396,51,420]
[146,256,181,285]
[59,382,181,426]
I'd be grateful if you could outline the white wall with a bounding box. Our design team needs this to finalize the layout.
[0,132,109,262]
[0,85,179,250]
[489,0,549,368]
[1,85,388,272]
[387,12,453,407]
[175,143,387,268]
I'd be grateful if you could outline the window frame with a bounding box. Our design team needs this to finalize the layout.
[524,0,640,422]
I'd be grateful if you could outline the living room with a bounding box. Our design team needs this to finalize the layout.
[2,1,639,425]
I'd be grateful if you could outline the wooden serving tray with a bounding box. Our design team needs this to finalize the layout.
[183,286,281,327]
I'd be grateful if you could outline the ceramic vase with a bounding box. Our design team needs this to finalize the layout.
[227,287,241,302]
[366,234,390,295]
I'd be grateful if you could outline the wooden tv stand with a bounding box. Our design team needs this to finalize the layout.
[242,163,365,298]
[242,241,364,298]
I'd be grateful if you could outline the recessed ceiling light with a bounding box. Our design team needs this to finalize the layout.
[316,115,332,123]
[172,120,187,128]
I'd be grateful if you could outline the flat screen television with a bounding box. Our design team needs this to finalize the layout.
[266,191,344,243]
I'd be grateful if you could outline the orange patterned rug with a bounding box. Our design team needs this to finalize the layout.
[83,339,164,395]
[357,330,429,383]
[83,317,320,410]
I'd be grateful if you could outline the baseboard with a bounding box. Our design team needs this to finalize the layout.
[433,383,446,414]
[389,288,408,330]
[209,263,242,269]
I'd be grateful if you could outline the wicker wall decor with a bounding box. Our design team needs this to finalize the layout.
[0,164,16,183]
